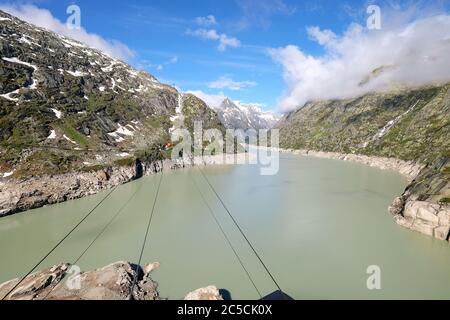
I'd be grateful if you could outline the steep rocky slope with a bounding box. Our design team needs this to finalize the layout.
[0,10,224,180]
[276,84,449,163]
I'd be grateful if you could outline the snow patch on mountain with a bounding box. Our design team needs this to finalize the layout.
[169,93,185,133]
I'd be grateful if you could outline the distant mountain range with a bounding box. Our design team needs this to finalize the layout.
[211,98,280,130]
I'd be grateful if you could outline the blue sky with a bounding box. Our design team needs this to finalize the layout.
[2,0,450,112]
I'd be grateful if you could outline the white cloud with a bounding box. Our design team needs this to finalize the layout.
[186,28,240,51]
[168,56,179,64]
[0,4,134,61]
[306,26,337,46]
[208,76,257,90]
[195,15,217,26]
[235,0,296,30]
[147,56,178,71]
[186,90,227,107]
[269,14,450,113]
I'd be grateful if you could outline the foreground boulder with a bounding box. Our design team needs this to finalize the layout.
[0,261,160,300]
[0,261,223,300]
[0,264,69,300]
[184,286,223,300]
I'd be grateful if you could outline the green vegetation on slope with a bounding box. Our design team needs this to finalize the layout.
[277,84,450,163]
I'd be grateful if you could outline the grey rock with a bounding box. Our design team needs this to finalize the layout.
[434,225,450,241]
[0,261,160,300]
[389,196,405,215]
[0,264,69,300]
[184,286,223,300]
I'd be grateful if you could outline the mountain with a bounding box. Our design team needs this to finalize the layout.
[276,83,450,241]
[0,10,224,179]
[276,84,450,163]
[212,98,280,130]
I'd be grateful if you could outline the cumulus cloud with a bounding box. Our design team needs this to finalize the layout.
[208,76,257,90]
[0,4,135,61]
[306,26,337,45]
[186,28,240,51]
[195,15,217,26]
[185,90,227,107]
[269,14,450,113]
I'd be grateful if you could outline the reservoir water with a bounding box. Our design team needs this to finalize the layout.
[1,154,449,299]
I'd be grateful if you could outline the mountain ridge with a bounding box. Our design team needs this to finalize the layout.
[276,83,450,163]
[205,97,280,130]
[0,10,224,179]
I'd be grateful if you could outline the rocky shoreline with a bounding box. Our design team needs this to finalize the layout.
[0,153,253,217]
[268,147,449,242]
[266,147,425,181]
[0,261,223,300]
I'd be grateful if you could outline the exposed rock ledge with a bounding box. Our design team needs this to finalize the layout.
[268,147,449,242]
[266,147,424,181]
[0,153,252,217]
[389,158,449,241]
[0,261,222,300]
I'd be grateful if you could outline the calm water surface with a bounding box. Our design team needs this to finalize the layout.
[1,154,449,299]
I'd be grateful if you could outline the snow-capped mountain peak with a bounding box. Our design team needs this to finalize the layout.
[213,98,280,130]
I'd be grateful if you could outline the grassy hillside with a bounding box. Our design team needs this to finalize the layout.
[277,84,450,163]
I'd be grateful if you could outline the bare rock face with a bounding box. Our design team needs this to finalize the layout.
[132,262,161,300]
[143,262,161,276]
[266,147,424,182]
[0,189,20,216]
[0,264,69,300]
[391,158,450,242]
[132,277,159,301]
[0,261,226,300]
[0,161,157,217]
[47,261,137,300]
[394,201,449,240]
[184,286,223,300]
[389,196,405,215]
[0,262,160,300]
